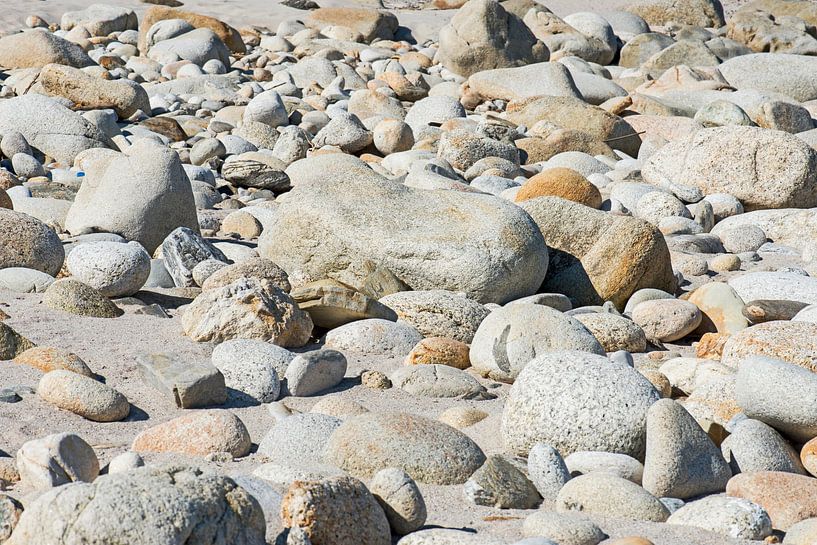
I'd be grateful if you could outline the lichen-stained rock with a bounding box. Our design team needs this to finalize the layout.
[258,165,548,305]
[520,196,676,309]
[281,476,391,545]
[6,465,265,545]
[182,278,313,347]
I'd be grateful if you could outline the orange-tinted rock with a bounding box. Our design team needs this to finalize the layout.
[405,337,471,369]
[138,6,246,54]
[726,471,817,530]
[515,167,602,208]
[14,347,93,377]
[132,410,251,458]
[696,332,730,360]
[801,437,817,477]
[606,538,655,545]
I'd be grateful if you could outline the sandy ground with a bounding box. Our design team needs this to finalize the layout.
[2,0,752,42]
[0,287,764,545]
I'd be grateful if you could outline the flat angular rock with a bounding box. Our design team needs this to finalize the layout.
[391,364,487,399]
[291,280,397,328]
[137,353,226,408]
[162,227,228,288]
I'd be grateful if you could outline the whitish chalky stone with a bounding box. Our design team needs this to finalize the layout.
[470,305,604,382]
[502,350,660,459]
[285,350,347,397]
[66,241,151,298]
[16,433,99,490]
[667,495,772,540]
[642,399,732,499]
[564,451,644,484]
[527,444,571,501]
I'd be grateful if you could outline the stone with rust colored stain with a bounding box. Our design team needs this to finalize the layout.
[696,332,730,360]
[14,347,93,377]
[132,410,251,458]
[405,337,470,370]
[726,471,817,531]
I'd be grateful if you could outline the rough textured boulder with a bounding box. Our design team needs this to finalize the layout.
[0,94,113,164]
[138,6,246,54]
[737,0,817,26]
[324,412,486,485]
[182,278,313,347]
[504,95,640,157]
[520,197,676,309]
[437,0,549,77]
[643,126,817,211]
[625,0,725,28]
[502,350,660,459]
[281,476,391,545]
[65,143,199,254]
[7,465,265,545]
[0,30,93,69]
[0,209,64,276]
[258,164,548,305]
